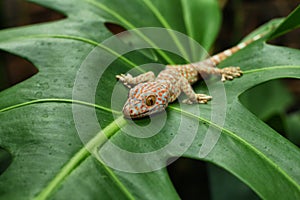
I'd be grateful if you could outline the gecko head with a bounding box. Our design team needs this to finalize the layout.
[122,82,170,119]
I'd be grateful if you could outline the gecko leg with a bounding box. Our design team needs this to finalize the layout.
[193,64,242,82]
[116,71,155,88]
[177,77,212,104]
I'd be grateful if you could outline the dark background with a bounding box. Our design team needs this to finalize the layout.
[0,0,299,199]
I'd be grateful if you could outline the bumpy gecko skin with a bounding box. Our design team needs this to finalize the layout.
[122,82,170,118]
[117,34,263,119]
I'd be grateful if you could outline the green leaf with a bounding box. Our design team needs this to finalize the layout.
[285,111,300,146]
[0,148,11,175]
[268,5,300,39]
[181,0,221,59]
[0,1,300,200]
[240,80,294,120]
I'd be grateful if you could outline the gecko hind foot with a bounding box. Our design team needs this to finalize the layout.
[221,67,243,82]
[182,94,212,104]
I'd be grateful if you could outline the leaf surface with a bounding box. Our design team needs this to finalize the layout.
[0,1,300,199]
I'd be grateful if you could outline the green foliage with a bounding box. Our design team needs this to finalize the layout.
[240,80,293,120]
[0,0,299,199]
[285,111,300,146]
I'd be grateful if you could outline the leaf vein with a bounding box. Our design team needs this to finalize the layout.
[169,106,300,192]
[0,98,121,115]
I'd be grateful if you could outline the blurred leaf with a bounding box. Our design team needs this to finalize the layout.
[208,164,259,200]
[0,148,11,175]
[269,5,300,40]
[181,0,221,60]
[285,111,300,146]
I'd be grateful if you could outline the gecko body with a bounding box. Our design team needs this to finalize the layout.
[117,34,263,118]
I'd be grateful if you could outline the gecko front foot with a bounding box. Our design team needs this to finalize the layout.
[116,73,133,88]
[220,67,243,82]
[182,94,212,104]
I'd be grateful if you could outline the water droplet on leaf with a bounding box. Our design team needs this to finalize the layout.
[35,92,43,98]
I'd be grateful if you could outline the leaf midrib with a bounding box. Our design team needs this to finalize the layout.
[34,115,133,200]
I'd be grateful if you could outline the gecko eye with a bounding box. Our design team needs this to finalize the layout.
[145,95,156,106]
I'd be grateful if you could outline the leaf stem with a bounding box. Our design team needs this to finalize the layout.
[88,117,135,200]
[35,117,132,200]
[34,147,90,200]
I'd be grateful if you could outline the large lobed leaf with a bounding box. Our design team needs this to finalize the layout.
[0,0,299,199]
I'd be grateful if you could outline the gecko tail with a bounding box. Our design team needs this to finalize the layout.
[209,31,267,65]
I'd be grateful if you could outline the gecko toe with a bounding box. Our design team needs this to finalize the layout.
[221,66,243,81]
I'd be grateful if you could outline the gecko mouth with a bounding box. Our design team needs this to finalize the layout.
[124,110,149,119]
[123,105,165,119]
[123,110,151,119]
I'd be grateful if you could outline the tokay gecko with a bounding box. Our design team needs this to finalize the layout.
[117,34,263,119]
